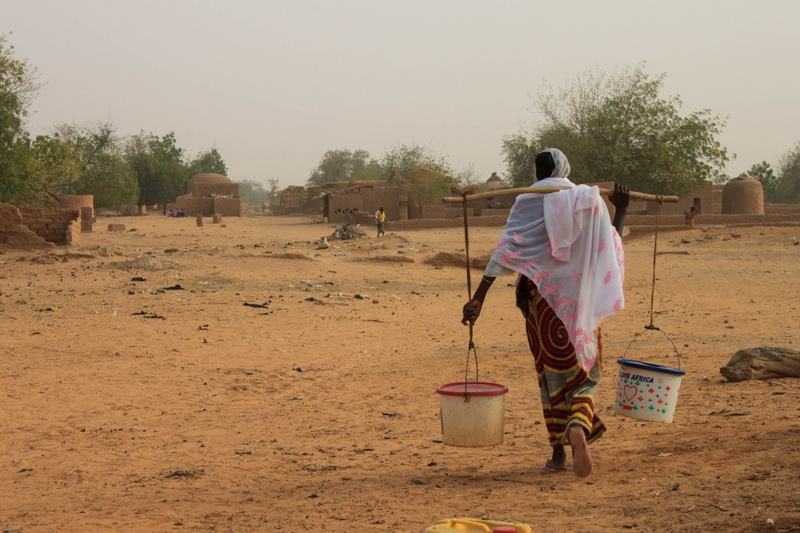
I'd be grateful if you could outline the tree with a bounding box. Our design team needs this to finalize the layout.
[267,178,280,206]
[53,121,139,208]
[744,161,780,204]
[0,34,40,204]
[17,132,83,207]
[127,131,189,208]
[379,143,453,185]
[777,143,800,204]
[188,147,227,176]
[501,133,540,187]
[455,162,482,188]
[306,149,381,187]
[522,64,729,196]
[236,179,269,209]
[379,143,454,211]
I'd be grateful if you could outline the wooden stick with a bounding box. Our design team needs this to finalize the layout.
[443,187,679,204]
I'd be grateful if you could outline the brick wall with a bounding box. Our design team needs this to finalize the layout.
[175,197,214,217]
[765,205,800,215]
[328,194,363,223]
[21,206,81,246]
[389,215,509,230]
[212,198,242,217]
[0,203,53,248]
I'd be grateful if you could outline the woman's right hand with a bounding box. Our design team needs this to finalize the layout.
[462,300,482,325]
[609,182,630,211]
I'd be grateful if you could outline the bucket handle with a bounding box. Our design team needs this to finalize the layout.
[623,324,682,369]
[463,340,479,401]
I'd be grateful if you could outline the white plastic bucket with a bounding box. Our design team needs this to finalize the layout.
[614,358,686,423]
[436,382,508,447]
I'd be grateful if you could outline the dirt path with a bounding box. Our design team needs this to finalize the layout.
[1,215,798,532]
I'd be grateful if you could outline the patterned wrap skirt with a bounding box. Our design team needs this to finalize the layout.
[519,276,606,446]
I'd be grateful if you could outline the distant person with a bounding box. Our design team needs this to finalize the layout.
[171,208,179,217]
[178,208,185,217]
[684,206,698,229]
[462,148,630,478]
[261,202,268,213]
[374,207,387,237]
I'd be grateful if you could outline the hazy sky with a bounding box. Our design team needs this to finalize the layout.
[5,1,799,189]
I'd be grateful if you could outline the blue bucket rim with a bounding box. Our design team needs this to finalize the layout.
[617,358,686,376]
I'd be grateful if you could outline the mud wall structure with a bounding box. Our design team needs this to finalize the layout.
[58,195,94,220]
[0,203,80,248]
[174,196,242,217]
[173,173,242,217]
[765,205,800,215]
[327,186,402,223]
[644,183,719,216]
[420,205,474,219]
[387,212,800,231]
[274,191,310,215]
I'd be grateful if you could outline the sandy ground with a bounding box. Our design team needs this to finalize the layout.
[1,214,799,533]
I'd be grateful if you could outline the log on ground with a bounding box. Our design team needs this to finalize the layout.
[719,347,800,381]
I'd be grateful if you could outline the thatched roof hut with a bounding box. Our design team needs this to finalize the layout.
[484,172,508,190]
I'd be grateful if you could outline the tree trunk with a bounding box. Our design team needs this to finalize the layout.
[719,347,800,382]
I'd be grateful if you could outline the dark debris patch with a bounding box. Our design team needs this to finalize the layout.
[132,311,166,320]
[165,469,203,479]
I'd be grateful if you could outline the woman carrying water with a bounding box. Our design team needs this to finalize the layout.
[461,148,630,477]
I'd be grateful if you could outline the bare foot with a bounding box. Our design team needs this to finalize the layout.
[567,425,592,478]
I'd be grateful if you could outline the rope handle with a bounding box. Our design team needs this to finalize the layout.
[625,197,681,368]
[648,200,662,328]
[462,192,479,399]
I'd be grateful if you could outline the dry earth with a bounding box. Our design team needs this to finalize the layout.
[1,215,799,532]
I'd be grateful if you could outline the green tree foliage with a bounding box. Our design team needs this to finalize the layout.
[306,149,382,187]
[127,132,189,207]
[0,34,39,204]
[188,147,227,176]
[500,133,541,187]
[744,161,780,204]
[380,143,454,207]
[236,179,269,209]
[518,65,729,196]
[777,143,800,204]
[380,143,452,185]
[17,133,82,206]
[53,122,139,208]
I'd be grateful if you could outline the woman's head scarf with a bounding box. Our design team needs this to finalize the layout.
[534,148,571,183]
[490,148,624,372]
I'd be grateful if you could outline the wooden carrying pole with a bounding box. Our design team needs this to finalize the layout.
[443,186,679,204]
